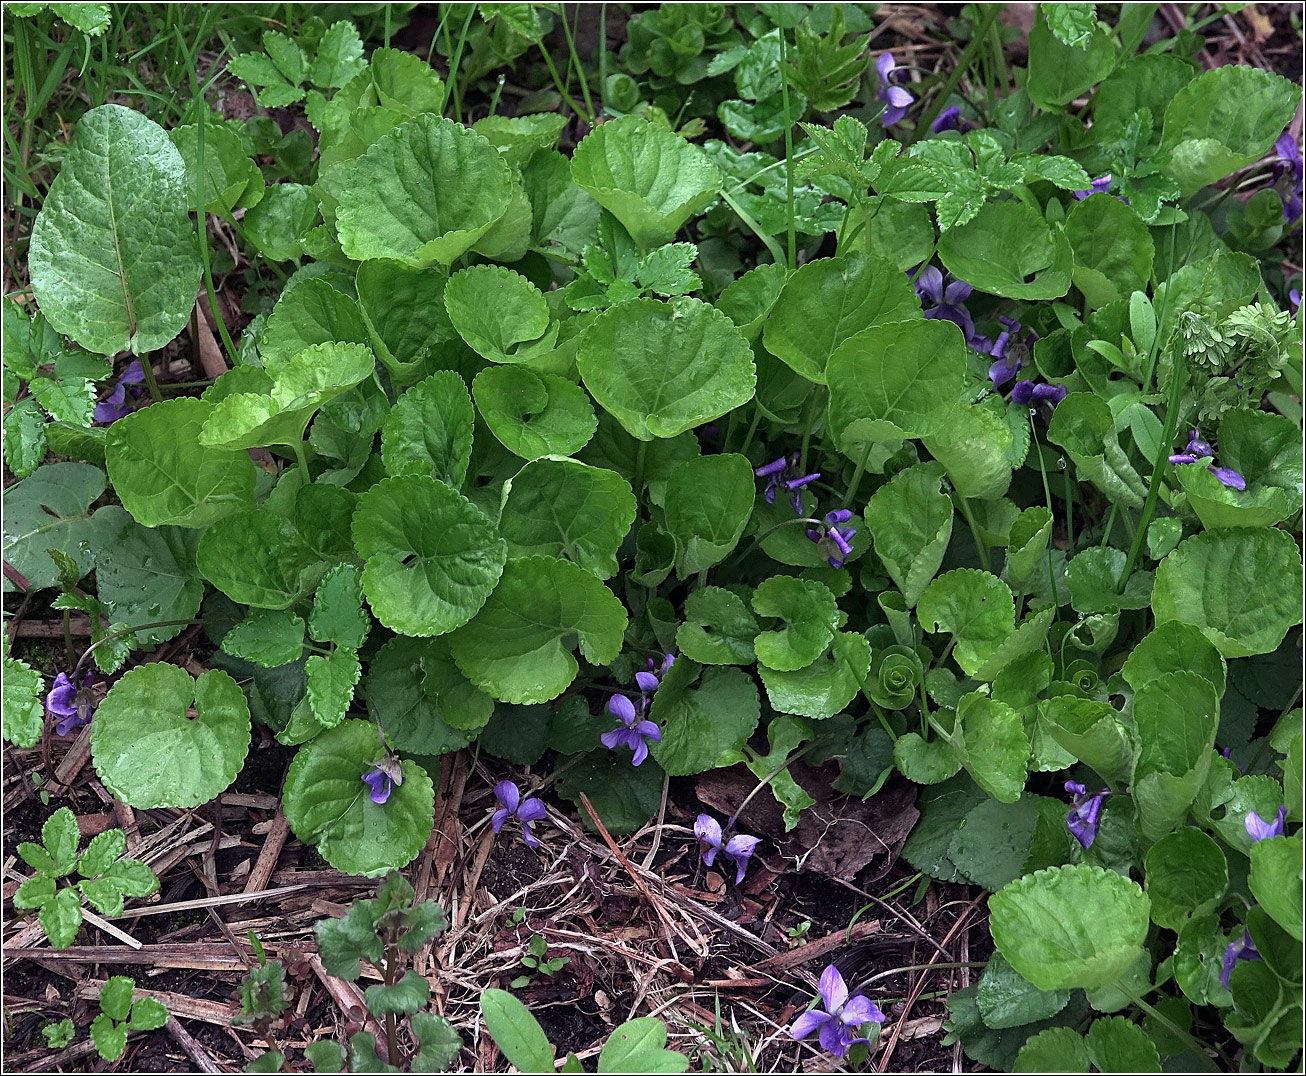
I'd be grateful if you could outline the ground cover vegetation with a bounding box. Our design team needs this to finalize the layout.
[2,1,1303,1071]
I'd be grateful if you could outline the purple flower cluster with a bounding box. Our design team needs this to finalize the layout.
[94,360,146,423]
[984,315,1038,388]
[915,266,978,342]
[755,453,820,515]
[694,814,761,884]
[1272,131,1303,225]
[875,54,914,127]
[806,510,857,570]
[47,670,95,736]
[601,654,672,766]
[1065,781,1109,849]
[491,780,548,849]
[789,965,886,1059]
[1168,429,1246,491]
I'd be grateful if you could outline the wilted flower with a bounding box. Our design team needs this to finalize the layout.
[789,964,886,1059]
[694,814,761,885]
[1245,806,1287,842]
[1220,928,1262,991]
[806,509,856,569]
[601,693,662,766]
[1065,781,1109,849]
[875,53,914,127]
[1072,173,1113,200]
[1272,131,1303,224]
[361,755,405,805]
[932,105,962,133]
[47,670,95,736]
[914,266,977,343]
[491,780,548,849]
[94,360,146,423]
[755,454,821,515]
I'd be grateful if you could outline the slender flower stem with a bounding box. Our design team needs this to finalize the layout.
[632,439,648,499]
[71,619,200,682]
[719,188,787,266]
[954,494,991,572]
[557,7,595,125]
[777,29,797,272]
[382,944,399,1065]
[798,388,825,478]
[738,404,763,458]
[719,517,821,574]
[291,439,311,479]
[136,353,164,404]
[841,442,873,510]
[728,752,809,830]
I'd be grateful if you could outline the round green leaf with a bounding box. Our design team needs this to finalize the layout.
[938,200,1073,299]
[577,297,755,441]
[259,276,371,368]
[447,556,627,704]
[1065,194,1154,309]
[675,586,759,666]
[917,569,1016,679]
[29,104,201,355]
[921,398,1016,501]
[1121,621,1226,696]
[364,637,483,754]
[663,453,755,577]
[1152,528,1304,658]
[91,664,251,809]
[751,575,839,672]
[197,510,321,609]
[352,476,506,637]
[864,461,954,608]
[570,116,721,249]
[106,399,257,528]
[826,318,967,449]
[336,115,513,266]
[444,265,558,364]
[1014,1027,1090,1073]
[649,662,761,775]
[380,371,475,486]
[1144,828,1228,931]
[759,631,870,721]
[990,864,1151,991]
[977,952,1071,1030]
[894,732,963,785]
[1085,1015,1161,1074]
[2,462,105,591]
[472,367,597,460]
[499,458,636,579]
[955,692,1029,804]
[1065,546,1154,614]
[762,253,920,384]
[283,720,434,876]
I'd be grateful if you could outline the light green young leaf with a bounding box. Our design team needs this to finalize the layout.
[938,200,1073,300]
[77,828,127,880]
[474,113,568,167]
[759,632,869,721]
[100,974,135,1022]
[128,996,168,1032]
[1121,621,1226,695]
[1065,547,1153,613]
[1047,393,1147,509]
[480,989,555,1074]
[953,692,1029,804]
[1038,696,1135,788]
[762,253,920,384]
[577,297,755,441]
[1144,828,1228,931]
[598,1017,690,1074]
[2,462,105,590]
[42,806,82,875]
[676,586,759,665]
[91,665,250,809]
[197,510,322,609]
[169,122,264,216]
[365,970,430,1016]
[90,1012,127,1062]
[106,399,257,528]
[473,367,598,460]
[444,265,558,364]
[310,21,366,88]
[499,458,636,579]
[283,720,434,876]
[649,662,761,775]
[352,476,506,637]
[310,563,371,650]
[222,610,307,668]
[29,105,201,355]
[3,650,46,747]
[4,397,48,479]
[30,376,94,427]
[751,576,839,672]
[307,648,362,728]
[1065,194,1154,309]
[663,453,755,577]
[1132,671,1219,840]
[1249,836,1303,941]
[337,115,513,266]
[355,260,458,386]
[917,569,1015,679]
[259,277,371,368]
[380,371,475,486]
[1085,1015,1162,1074]
[921,399,1015,501]
[864,462,954,608]
[570,116,722,249]
[243,183,318,261]
[448,556,627,704]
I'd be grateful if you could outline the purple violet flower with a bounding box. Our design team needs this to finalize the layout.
[806,509,857,569]
[491,780,548,849]
[1289,288,1300,317]
[601,693,662,766]
[93,360,146,423]
[1065,781,1109,850]
[361,756,405,805]
[47,671,96,736]
[1011,380,1067,407]
[933,105,962,133]
[1245,806,1287,842]
[1272,131,1304,225]
[875,53,914,127]
[1220,929,1262,991]
[694,814,761,885]
[789,965,886,1059]
[1072,173,1113,200]
[1208,466,1246,491]
[756,453,821,515]
[1167,431,1246,490]
[913,265,978,343]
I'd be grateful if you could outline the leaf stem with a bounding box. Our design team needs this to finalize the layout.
[841,442,873,509]
[777,29,797,272]
[71,620,201,681]
[632,439,648,499]
[738,403,763,458]
[953,494,990,572]
[137,353,164,403]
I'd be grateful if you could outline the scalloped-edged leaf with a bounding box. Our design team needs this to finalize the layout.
[310,563,370,650]
[282,719,434,876]
[444,264,558,364]
[864,461,954,608]
[648,661,760,775]
[354,260,458,387]
[570,116,721,249]
[91,664,250,809]
[762,253,920,384]
[499,458,635,579]
[826,317,967,450]
[306,648,361,728]
[663,453,755,577]
[1121,621,1226,696]
[448,556,627,704]
[472,367,597,460]
[3,650,45,748]
[221,609,306,667]
[197,510,322,609]
[751,575,839,672]
[577,297,755,441]
[363,637,483,754]
[758,631,869,720]
[380,371,475,485]
[556,750,665,835]
[352,476,506,637]
[337,115,513,266]
[917,569,1015,678]
[1152,528,1303,658]
[1065,546,1153,614]
[170,122,264,216]
[28,104,201,355]
[2,462,105,592]
[954,692,1029,804]
[105,399,257,528]
[938,200,1073,300]
[30,376,94,426]
[676,586,758,665]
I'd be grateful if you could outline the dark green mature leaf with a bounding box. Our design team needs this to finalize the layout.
[448,556,627,704]
[29,105,201,355]
[938,200,1073,299]
[106,399,257,528]
[337,115,514,265]
[570,116,722,249]
[650,662,760,775]
[380,372,475,486]
[663,453,754,577]
[577,297,755,441]
[1249,836,1304,941]
[556,750,665,836]
[197,510,321,609]
[353,476,506,637]
[499,459,636,579]
[365,970,430,1016]
[761,253,920,384]
[1144,828,1227,931]
[363,638,482,754]
[1085,1016,1161,1074]
[91,665,250,809]
[170,122,264,216]
[2,462,105,591]
[1026,9,1117,111]
[1121,621,1225,695]
[284,720,434,876]
[917,570,1015,678]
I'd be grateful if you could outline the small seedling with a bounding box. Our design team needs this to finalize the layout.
[511,933,570,988]
[90,976,168,1062]
[41,1018,74,1049]
[12,807,159,949]
[785,920,812,944]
